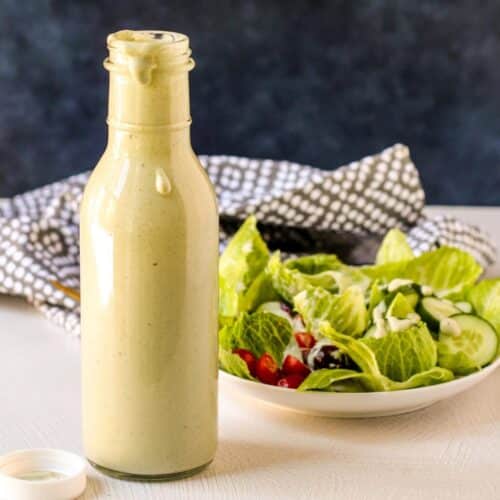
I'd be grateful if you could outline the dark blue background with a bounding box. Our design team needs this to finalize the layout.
[1,0,499,204]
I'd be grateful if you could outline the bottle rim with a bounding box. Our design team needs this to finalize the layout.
[105,30,194,83]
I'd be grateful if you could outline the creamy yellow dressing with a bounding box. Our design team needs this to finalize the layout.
[14,471,67,481]
[80,30,218,479]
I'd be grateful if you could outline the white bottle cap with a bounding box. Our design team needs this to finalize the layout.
[0,449,87,500]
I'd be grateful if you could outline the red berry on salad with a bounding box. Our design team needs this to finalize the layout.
[277,374,306,389]
[294,332,316,349]
[282,354,311,377]
[255,353,280,385]
[233,348,257,376]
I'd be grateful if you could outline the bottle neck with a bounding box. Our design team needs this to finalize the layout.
[103,30,195,156]
[107,68,191,126]
[106,126,191,157]
[106,67,192,156]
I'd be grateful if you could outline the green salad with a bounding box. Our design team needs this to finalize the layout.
[218,216,500,392]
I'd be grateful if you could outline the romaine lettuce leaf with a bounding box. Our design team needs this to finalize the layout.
[326,379,368,392]
[376,228,415,265]
[241,271,280,312]
[298,366,454,392]
[294,286,368,338]
[257,301,293,326]
[219,311,292,364]
[362,322,436,382]
[388,367,454,390]
[361,261,408,283]
[318,322,388,390]
[267,252,311,303]
[298,369,365,392]
[219,215,270,318]
[219,348,256,380]
[268,252,338,302]
[467,279,500,335]
[285,254,342,274]
[362,247,482,298]
[368,280,385,316]
[405,247,482,298]
[329,267,371,294]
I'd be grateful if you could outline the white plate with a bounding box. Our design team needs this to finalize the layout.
[220,357,500,418]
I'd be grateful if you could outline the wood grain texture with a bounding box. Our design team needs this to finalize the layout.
[0,207,499,500]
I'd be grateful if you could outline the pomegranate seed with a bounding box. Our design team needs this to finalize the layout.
[277,374,306,389]
[233,348,257,377]
[294,332,316,349]
[282,354,311,377]
[255,353,280,385]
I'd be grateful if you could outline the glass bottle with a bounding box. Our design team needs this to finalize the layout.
[80,30,218,480]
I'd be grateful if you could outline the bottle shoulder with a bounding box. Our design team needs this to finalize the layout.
[80,149,218,226]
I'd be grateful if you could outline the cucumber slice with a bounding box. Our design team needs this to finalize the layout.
[419,297,461,331]
[438,314,498,375]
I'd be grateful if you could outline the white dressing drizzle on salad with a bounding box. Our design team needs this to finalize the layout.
[455,301,473,314]
[386,313,420,333]
[387,278,414,293]
[257,302,294,327]
[372,300,421,338]
[435,282,466,299]
[440,317,462,337]
[283,334,304,360]
[420,285,433,296]
[292,314,305,332]
[372,301,388,339]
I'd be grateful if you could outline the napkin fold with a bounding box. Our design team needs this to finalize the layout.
[0,144,496,334]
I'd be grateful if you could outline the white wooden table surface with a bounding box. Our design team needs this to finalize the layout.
[1,206,500,500]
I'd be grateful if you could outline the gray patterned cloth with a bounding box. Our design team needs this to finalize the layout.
[0,143,496,334]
